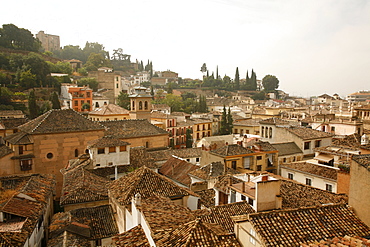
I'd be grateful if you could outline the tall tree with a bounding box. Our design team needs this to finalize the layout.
[234,67,240,90]
[250,69,257,91]
[28,90,39,119]
[200,63,207,76]
[0,24,41,51]
[262,75,279,92]
[227,107,233,134]
[186,128,193,148]
[220,105,228,135]
[117,92,131,110]
[51,91,61,109]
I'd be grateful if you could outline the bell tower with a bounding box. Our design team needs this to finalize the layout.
[129,87,152,120]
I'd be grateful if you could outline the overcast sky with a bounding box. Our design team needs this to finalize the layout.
[1,0,369,98]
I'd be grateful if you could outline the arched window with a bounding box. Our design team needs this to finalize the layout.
[132,101,135,110]
[75,149,79,157]
[139,101,143,110]
[269,127,272,138]
[261,127,264,137]
[144,101,148,110]
[95,102,99,108]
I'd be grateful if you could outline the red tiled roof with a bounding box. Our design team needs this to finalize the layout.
[159,156,198,187]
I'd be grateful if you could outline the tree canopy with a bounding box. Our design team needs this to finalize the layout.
[262,74,279,92]
[0,24,41,51]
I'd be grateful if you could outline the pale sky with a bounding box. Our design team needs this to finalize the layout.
[1,0,369,98]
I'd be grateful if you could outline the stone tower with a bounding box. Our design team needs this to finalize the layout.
[129,87,152,120]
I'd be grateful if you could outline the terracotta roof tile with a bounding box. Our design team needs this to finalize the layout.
[303,235,370,246]
[0,118,27,129]
[189,162,239,181]
[247,204,370,246]
[210,144,254,157]
[200,201,255,234]
[60,167,110,206]
[0,145,13,158]
[113,225,150,247]
[101,119,169,138]
[89,104,129,115]
[49,205,118,241]
[18,109,105,134]
[156,218,242,247]
[281,162,338,180]
[87,136,130,148]
[0,174,55,246]
[159,156,199,187]
[272,142,303,156]
[285,126,333,140]
[109,166,199,208]
[3,131,32,145]
[196,189,215,208]
[352,154,370,170]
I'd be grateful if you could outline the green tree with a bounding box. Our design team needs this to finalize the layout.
[234,67,240,90]
[0,86,13,106]
[117,92,130,110]
[163,94,183,112]
[23,52,50,86]
[47,61,73,74]
[19,69,37,89]
[251,91,266,100]
[83,42,109,61]
[220,105,228,135]
[186,128,193,148]
[84,53,112,71]
[0,24,41,51]
[28,90,39,119]
[262,75,279,92]
[51,91,61,109]
[53,45,85,62]
[200,63,207,76]
[82,103,91,111]
[39,102,51,114]
[77,77,99,91]
[227,107,233,134]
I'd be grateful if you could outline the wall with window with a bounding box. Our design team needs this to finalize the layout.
[89,145,130,168]
[280,164,338,193]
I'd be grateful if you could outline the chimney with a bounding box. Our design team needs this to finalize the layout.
[262,175,268,182]
[242,182,245,192]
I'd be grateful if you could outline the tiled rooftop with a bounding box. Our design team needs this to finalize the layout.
[259,117,292,125]
[302,235,370,247]
[113,225,150,247]
[101,119,169,138]
[352,154,370,170]
[214,175,244,194]
[49,205,118,241]
[156,218,242,247]
[0,174,55,246]
[60,167,110,206]
[189,162,239,181]
[210,144,254,157]
[140,195,196,233]
[272,142,303,156]
[0,144,13,158]
[89,103,129,115]
[87,136,130,148]
[3,131,32,145]
[285,126,333,140]
[0,110,24,118]
[200,201,255,234]
[196,188,215,208]
[0,118,27,129]
[281,162,337,180]
[280,178,348,209]
[109,166,198,208]
[246,204,370,246]
[18,109,105,134]
[159,156,199,187]
[233,118,261,126]
[253,140,277,152]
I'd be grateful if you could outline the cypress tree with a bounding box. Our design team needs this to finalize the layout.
[186,128,193,148]
[220,105,228,135]
[251,69,257,91]
[234,67,240,90]
[28,90,39,119]
[51,91,61,109]
[227,107,233,134]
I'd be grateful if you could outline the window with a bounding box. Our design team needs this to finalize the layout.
[132,101,135,110]
[145,142,149,148]
[256,156,262,160]
[250,228,256,245]
[81,100,84,105]
[257,165,262,171]
[315,140,321,148]
[196,157,200,162]
[87,92,91,97]
[96,164,100,167]
[304,141,310,150]
[74,149,79,157]
[98,148,105,154]
[288,173,294,180]
[306,178,312,186]
[139,101,142,110]
[326,184,333,192]
[261,127,264,137]
[248,197,253,206]
[186,159,190,162]
[19,146,23,155]
[20,159,32,171]
[120,146,126,152]
[231,160,237,170]
[46,153,53,159]
[74,100,78,106]
[144,101,148,110]
[116,83,119,88]
[269,127,272,138]
[231,190,236,203]
[109,146,116,153]
[241,195,246,201]
[331,126,335,132]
